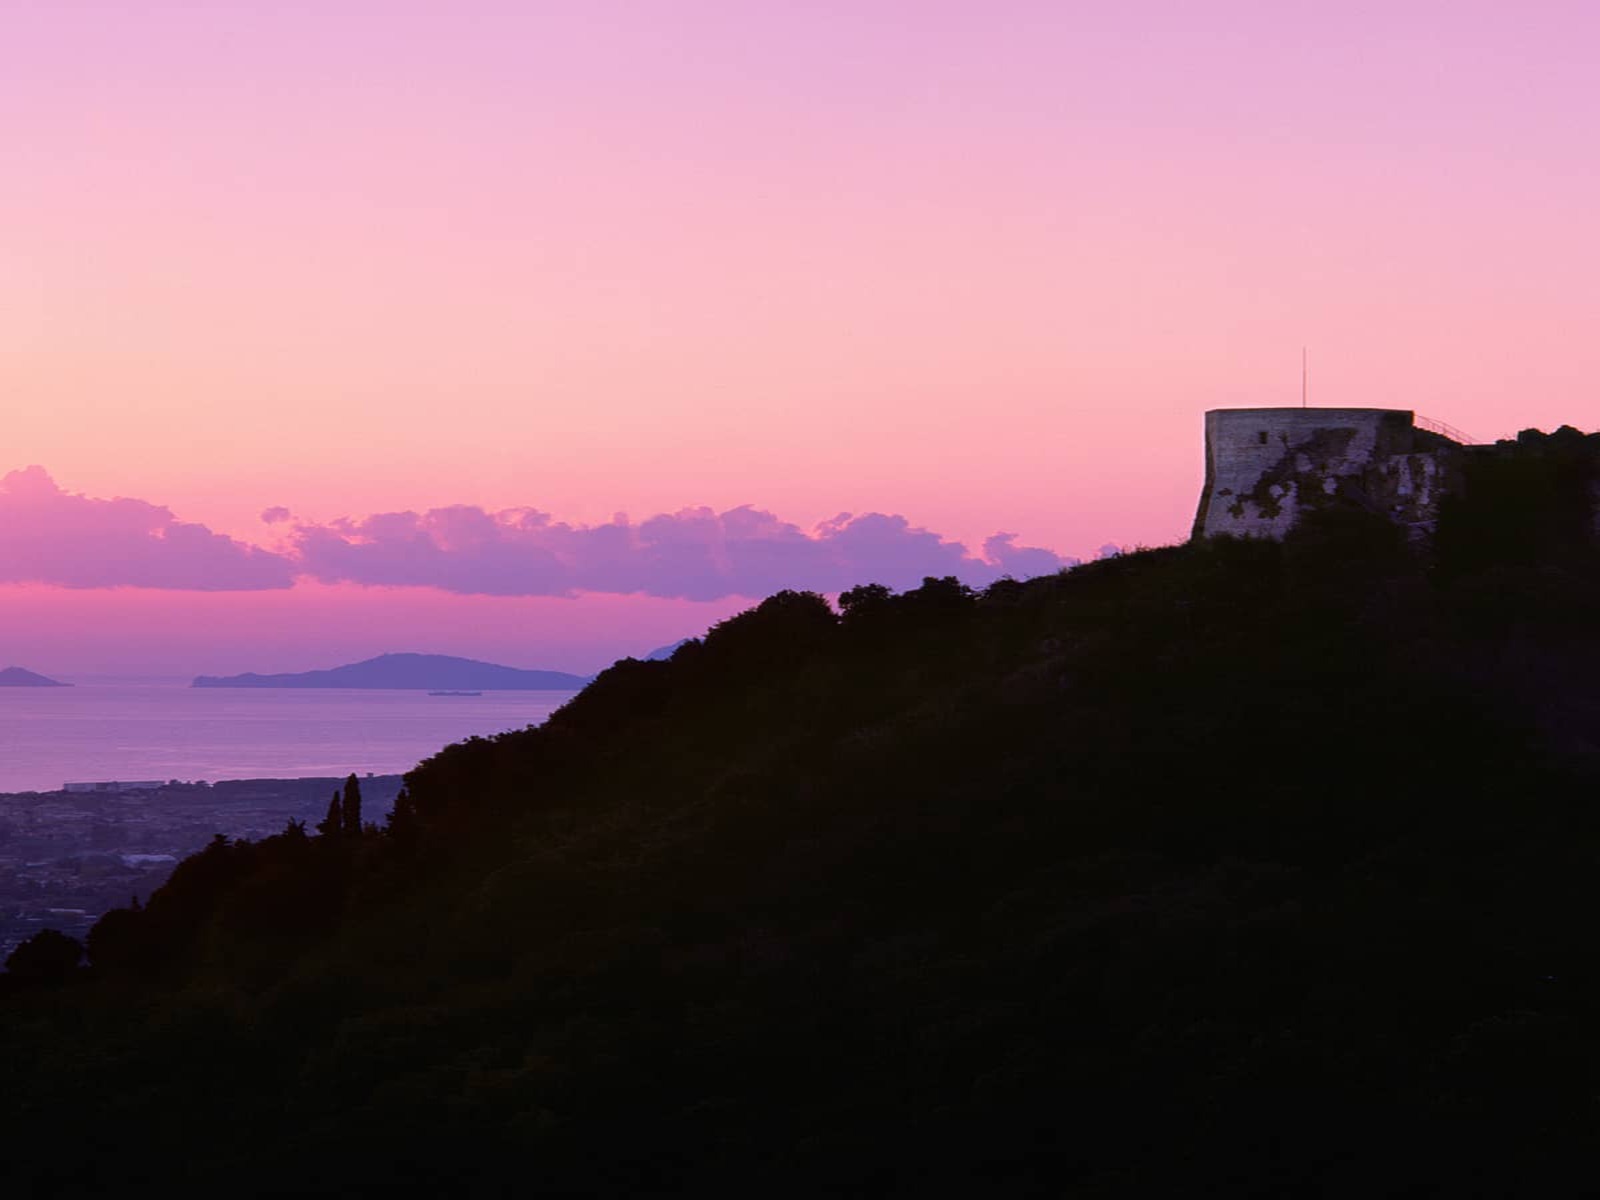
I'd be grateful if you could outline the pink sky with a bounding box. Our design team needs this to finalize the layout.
[3,2,1597,673]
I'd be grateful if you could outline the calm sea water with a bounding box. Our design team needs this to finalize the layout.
[0,683,579,793]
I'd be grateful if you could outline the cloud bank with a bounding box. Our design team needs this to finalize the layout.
[0,467,295,590]
[290,505,1076,599]
[4,468,1078,598]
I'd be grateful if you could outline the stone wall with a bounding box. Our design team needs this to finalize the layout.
[1193,408,1459,540]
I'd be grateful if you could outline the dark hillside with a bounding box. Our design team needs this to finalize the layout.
[6,428,1600,1198]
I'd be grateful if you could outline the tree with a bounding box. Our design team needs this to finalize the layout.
[5,928,83,984]
[317,791,342,838]
[699,589,837,674]
[385,787,419,845]
[839,582,893,620]
[839,582,896,641]
[903,575,976,619]
[85,906,145,972]
[341,774,363,838]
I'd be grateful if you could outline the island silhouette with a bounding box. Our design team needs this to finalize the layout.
[0,666,69,687]
[192,652,590,690]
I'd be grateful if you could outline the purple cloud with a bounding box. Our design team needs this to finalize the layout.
[292,504,1077,599]
[0,467,296,590]
[1,466,1078,599]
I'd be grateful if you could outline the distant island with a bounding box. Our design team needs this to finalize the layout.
[0,667,70,688]
[643,638,693,661]
[192,653,590,691]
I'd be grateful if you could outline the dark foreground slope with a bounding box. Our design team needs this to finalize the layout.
[7,428,1600,1198]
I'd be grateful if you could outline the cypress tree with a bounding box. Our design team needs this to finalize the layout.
[341,773,363,838]
[317,791,341,838]
[386,786,418,844]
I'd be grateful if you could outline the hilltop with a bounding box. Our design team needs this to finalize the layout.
[7,426,1600,1197]
[193,652,589,690]
[0,666,69,687]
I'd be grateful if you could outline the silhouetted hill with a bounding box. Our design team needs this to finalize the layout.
[7,427,1600,1198]
[0,666,68,687]
[192,652,589,690]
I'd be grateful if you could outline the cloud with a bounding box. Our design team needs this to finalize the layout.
[984,532,1080,578]
[291,503,1077,600]
[1,467,1078,599]
[0,467,296,590]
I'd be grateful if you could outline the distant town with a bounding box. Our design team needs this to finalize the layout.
[0,775,404,959]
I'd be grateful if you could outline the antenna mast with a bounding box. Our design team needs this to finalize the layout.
[1301,347,1307,408]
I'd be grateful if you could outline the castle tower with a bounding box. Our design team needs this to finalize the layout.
[1192,408,1463,541]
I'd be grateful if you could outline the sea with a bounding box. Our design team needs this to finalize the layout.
[0,681,580,794]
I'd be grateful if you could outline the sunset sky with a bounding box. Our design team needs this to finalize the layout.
[4,2,1597,674]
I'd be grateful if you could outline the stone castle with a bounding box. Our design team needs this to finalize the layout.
[1192,407,1472,541]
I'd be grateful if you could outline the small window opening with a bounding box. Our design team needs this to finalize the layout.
[1257,431,1269,445]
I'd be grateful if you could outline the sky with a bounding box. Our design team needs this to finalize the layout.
[3,1,1597,675]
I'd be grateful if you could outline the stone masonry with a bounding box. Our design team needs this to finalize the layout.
[1192,408,1464,541]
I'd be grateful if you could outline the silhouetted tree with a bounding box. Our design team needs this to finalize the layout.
[385,787,419,845]
[341,774,363,838]
[838,582,899,646]
[699,589,837,675]
[317,791,342,838]
[5,928,83,984]
[839,582,893,614]
[900,574,976,622]
[86,906,146,972]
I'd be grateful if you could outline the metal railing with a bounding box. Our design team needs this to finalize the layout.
[1414,414,1478,445]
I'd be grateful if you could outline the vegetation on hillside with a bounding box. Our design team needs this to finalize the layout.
[6,428,1600,1197]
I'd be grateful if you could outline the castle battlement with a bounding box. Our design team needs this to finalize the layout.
[1192,407,1466,541]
